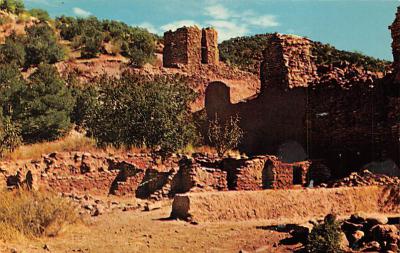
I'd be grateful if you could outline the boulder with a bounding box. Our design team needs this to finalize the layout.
[370,224,399,243]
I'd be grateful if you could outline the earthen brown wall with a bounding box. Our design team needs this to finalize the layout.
[205,31,400,178]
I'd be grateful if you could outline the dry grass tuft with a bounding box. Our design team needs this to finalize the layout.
[0,190,80,240]
[4,132,97,161]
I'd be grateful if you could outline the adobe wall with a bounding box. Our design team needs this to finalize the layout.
[163,26,219,68]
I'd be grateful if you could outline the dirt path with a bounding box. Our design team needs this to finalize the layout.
[1,202,300,253]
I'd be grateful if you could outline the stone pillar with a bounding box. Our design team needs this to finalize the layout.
[201,28,219,65]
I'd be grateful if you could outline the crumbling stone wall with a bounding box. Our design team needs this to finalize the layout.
[201,28,219,65]
[390,7,400,80]
[163,27,202,68]
[261,34,318,90]
[205,17,400,178]
[223,156,309,190]
[163,26,219,68]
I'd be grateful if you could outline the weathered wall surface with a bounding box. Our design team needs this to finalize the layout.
[171,186,400,223]
[390,7,400,81]
[205,30,400,178]
[163,27,202,68]
[201,28,219,65]
[163,26,219,68]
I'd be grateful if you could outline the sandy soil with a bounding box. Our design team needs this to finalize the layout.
[0,201,300,253]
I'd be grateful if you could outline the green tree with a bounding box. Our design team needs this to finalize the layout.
[86,73,198,155]
[16,64,75,142]
[123,28,156,67]
[0,32,25,67]
[81,26,104,58]
[208,114,243,157]
[0,63,25,116]
[306,214,343,253]
[24,23,65,67]
[0,116,22,156]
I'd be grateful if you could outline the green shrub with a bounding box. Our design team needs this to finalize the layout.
[28,8,50,22]
[0,32,26,67]
[123,28,156,67]
[24,23,65,66]
[86,73,198,155]
[80,26,104,58]
[306,214,343,253]
[208,114,243,157]
[0,116,22,156]
[0,0,24,15]
[15,64,75,142]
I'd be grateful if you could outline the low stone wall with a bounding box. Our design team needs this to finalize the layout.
[171,186,400,223]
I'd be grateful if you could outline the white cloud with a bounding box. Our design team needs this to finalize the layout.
[73,7,92,17]
[204,4,231,20]
[137,22,160,34]
[160,20,200,32]
[206,20,248,41]
[244,15,279,28]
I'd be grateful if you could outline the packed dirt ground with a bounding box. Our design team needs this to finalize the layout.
[0,199,300,253]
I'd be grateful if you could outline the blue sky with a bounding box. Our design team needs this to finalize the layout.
[25,0,399,60]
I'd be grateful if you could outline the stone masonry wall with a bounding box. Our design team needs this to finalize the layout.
[163,26,219,68]
[201,28,219,65]
[390,7,400,80]
[163,27,202,67]
[261,34,318,91]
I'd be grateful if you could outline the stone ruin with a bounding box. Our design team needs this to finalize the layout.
[163,26,219,68]
[205,12,400,178]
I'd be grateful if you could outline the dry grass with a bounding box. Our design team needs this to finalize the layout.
[0,190,80,240]
[4,132,97,161]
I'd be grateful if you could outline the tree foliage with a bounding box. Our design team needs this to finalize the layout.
[28,8,50,22]
[0,32,25,67]
[24,23,65,67]
[306,214,343,253]
[0,116,22,156]
[208,114,243,157]
[0,64,75,143]
[0,0,24,14]
[85,73,198,155]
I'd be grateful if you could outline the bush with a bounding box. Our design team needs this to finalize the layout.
[80,26,104,58]
[208,114,243,157]
[123,28,156,67]
[28,8,50,22]
[0,190,79,239]
[0,116,22,157]
[24,23,65,67]
[306,214,343,253]
[86,73,198,155]
[0,0,24,15]
[0,32,26,67]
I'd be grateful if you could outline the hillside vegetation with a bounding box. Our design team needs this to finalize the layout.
[219,34,391,74]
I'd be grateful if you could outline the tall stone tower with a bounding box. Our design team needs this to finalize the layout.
[163,26,219,68]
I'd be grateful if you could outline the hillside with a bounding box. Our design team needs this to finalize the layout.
[219,33,392,75]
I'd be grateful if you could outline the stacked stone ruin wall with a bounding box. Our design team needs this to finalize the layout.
[163,26,219,68]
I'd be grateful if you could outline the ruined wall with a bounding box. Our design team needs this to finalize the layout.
[261,34,318,91]
[163,27,202,68]
[205,26,400,178]
[201,28,219,65]
[223,156,309,190]
[163,26,219,68]
[390,7,400,80]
